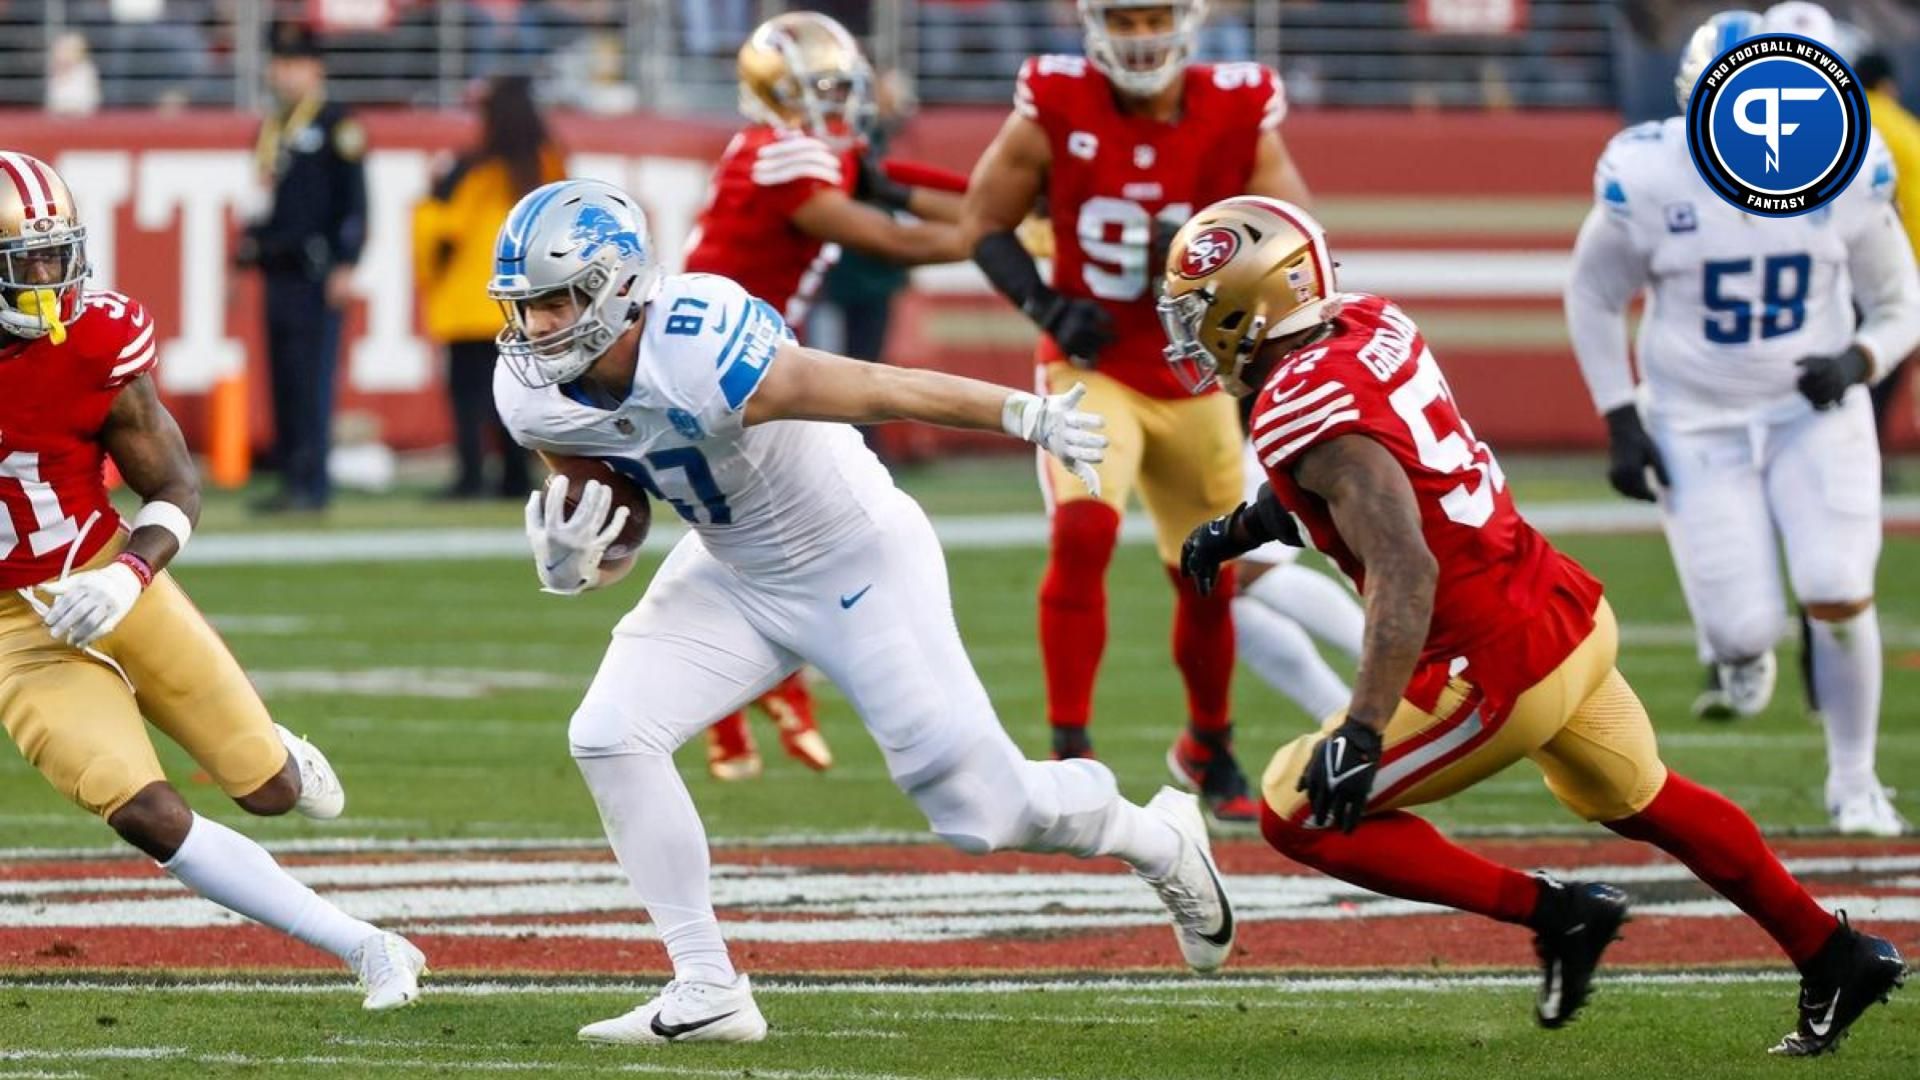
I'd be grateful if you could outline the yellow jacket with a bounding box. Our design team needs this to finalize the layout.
[413,148,565,344]
[1868,88,1920,260]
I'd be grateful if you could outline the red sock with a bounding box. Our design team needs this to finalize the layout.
[1606,772,1837,969]
[1262,802,1540,924]
[1039,501,1120,730]
[1168,562,1236,732]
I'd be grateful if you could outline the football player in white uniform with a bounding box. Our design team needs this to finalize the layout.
[1565,8,1920,836]
[488,179,1235,1045]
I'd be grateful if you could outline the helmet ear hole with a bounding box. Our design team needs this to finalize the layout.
[1218,311,1245,332]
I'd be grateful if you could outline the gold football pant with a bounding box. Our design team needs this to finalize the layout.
[0,542,286,819]
[1262,599,1667,824]
[1040,363,1245,564]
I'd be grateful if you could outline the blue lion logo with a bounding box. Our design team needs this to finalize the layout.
[569,205,645,261]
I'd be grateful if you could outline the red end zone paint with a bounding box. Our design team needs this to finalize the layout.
[1,839,1915,976]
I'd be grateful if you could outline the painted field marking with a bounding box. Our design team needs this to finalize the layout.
[0,1049,976,1080]
[0,970,1801,997]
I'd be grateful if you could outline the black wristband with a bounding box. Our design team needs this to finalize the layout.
[1242,483,1304,548]
[974,229,1047,310]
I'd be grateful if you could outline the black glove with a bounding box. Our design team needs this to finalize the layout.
[1181,488,1305,597]
[1181,504,1258,597]
[1297,719,1383,833]
[1796,345,1871,410]
[852,153,914,214]
[1603,404,1668,503]
[1025,287,1114,368]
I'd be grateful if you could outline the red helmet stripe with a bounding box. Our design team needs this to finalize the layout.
[0,152,51,220]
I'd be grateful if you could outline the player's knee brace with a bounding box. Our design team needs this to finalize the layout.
[74,755,146,820]
[567,697,675,758]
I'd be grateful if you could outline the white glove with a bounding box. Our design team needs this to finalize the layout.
[40,561,145,647]
[1003,383,1108,497]
[525,474,631,596]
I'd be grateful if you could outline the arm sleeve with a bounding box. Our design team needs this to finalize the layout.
[1564,205,1651,414]
[1847,202,1920,381]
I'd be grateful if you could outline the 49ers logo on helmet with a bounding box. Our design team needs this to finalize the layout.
[1176,227,1240,279]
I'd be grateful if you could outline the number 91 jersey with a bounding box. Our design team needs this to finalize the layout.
[1252,295,1603,701]
[0,289,157,589]
[1594,116,1898,423]
[1018,55,1284,399]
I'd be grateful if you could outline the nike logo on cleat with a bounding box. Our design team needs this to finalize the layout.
[840,585,873,609]
[1197,854,1234,947]
[1806,994,1841,1038]
[650,1009,739,1040]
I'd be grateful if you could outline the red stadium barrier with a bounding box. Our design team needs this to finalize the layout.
[6,107,1909,462]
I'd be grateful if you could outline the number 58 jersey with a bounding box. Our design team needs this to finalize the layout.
[1252,295,1603,703]
[1019,55,1284,399]
[494,273,899,576]
[1586,117,1903,426]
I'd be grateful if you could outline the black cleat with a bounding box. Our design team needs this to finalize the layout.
[1166,732,1259,827]
[1532,876,1630,1029]
[1051,726,1096,761]
[1769,915,1905,1057]
[1692,664,1736,722]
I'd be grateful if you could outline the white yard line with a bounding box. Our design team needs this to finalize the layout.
[0,971,1796,998]
[0,1049,970,1080]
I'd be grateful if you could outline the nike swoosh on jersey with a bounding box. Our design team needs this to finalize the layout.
[649,1009,740,1040]
[840,584,873,609]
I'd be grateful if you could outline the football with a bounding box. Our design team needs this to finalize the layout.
[544,456,651,571]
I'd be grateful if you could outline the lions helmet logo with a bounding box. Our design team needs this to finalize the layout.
[1176,227,1240,280]
[569,205,645,261]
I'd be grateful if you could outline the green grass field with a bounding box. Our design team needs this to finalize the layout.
[2,456,1916,1076]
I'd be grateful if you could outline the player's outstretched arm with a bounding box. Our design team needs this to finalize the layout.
[743,341,1107,492]
[1289,434,1437,831]
[39,375,200,647]
[1294,434,1436,736]
[1246,130,1313,206]
[1842,203,1920,387]
[1565,206,1667,501]
[791,188,969,266]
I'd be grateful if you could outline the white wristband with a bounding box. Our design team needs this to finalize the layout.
[1001,392,1039,440]
[131,500,193,551]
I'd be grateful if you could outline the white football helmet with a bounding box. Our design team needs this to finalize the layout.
[1675,10,1765,111]
[1079,0,1209,98]
[488,179,655,388]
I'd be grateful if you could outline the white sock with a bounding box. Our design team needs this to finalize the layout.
[1232,595,1350,720]
[163,813,379,961]
[1245,563,1364,658]
[576,752,736,986]
[1809,606,1882,798]
[1022,757,1182,878]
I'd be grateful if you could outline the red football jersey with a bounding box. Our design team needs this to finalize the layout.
[1019,55,1284,399]
[0,289,156,589]
[1250,295,1604,705]
[683,125,857,331]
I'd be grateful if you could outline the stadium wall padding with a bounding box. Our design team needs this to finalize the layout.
[7,108,1908,459]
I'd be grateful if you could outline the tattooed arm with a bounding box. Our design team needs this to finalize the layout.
[100,374,201,573]
[1293,433,1438,736]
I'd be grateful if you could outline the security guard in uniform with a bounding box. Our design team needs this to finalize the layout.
[237,22,366,513]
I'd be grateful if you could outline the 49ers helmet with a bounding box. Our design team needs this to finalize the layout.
[1079,0,1209,98]
[1158,196,1338,396]
[0,151,87,344]
[737,12,875,146]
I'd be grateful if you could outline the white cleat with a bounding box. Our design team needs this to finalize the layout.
[276,723,345,820]
[352,931,427,1011]
[1137,787,1235,973]
[1716,652,1777,719]
[579,975,768,1045]
[1831,786,1909,838]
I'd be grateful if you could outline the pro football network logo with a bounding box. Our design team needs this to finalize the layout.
[1685,33,1868,217]
[1176,227,1240,279]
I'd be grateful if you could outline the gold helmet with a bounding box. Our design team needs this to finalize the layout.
[0,151,86,345]
[1157,196,1338,396]
[737,11,875,145]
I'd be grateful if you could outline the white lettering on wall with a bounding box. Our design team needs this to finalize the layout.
[52,152,131,290]
[135,151,254,392]
[347,149,432,392]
